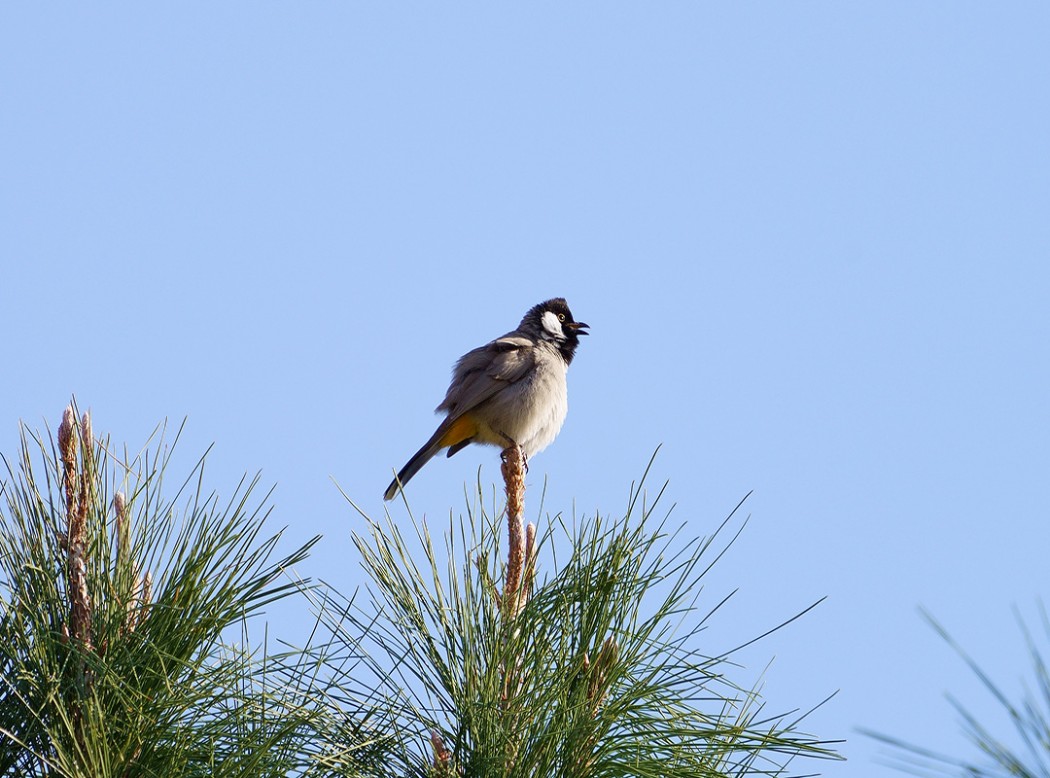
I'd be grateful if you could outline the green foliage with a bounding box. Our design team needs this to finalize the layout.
[326,459,840,777]
[867,605,1050,778]
[0,410,838,777]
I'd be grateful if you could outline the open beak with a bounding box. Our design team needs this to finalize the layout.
[569,321,590,335]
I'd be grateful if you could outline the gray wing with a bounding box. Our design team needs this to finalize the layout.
[436,334,535,418]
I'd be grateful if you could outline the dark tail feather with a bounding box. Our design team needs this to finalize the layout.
[383,425,448,501]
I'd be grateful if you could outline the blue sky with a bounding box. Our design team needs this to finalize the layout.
[4,4,1049,774]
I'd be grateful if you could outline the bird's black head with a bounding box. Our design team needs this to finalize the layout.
[521,297,589,364]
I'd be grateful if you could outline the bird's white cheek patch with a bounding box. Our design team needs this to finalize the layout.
[541,310,564,339]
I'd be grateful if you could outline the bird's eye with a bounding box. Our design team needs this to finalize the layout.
[558,313,566,322]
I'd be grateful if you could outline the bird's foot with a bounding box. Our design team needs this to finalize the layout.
[498,434,527,473]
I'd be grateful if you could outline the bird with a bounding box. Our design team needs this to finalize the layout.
[384,298,589,501]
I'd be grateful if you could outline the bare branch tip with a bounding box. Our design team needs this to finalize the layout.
[58,405,75,449]
[80,410,92,451]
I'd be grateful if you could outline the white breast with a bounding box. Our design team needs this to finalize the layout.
[477,346,569,457]
[518,355,569,456]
